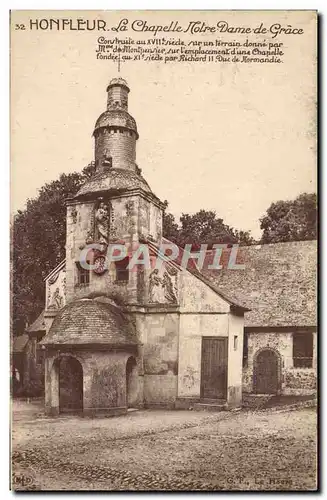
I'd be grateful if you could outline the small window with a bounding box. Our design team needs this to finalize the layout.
[234,335,238,350]
[36,347,44,366]
[293,332,313,368]
[76,261,90,286]
[115,257,129,283]
[243,332,248,367]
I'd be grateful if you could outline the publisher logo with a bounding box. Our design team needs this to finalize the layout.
[12,467,37,491]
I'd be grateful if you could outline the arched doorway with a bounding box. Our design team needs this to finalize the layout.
[126,356,138,408]
[54,356,83,414]
[253,349,280,394]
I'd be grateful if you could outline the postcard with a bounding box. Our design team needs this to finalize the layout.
[11,10,317,491]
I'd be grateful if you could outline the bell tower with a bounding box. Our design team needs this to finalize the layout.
[93,78,139,173]
[65,78,165,305]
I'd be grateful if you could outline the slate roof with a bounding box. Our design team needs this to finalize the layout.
[75,168,152,198]
[12,334,29,353]
[201,240,317,328]
[147,238,249,312]
[190,268,250,313]
[44,260,65,282]
[26,310,45,333]
[41,297,138,346]
[94,109,138,137]
[106,77,129,91]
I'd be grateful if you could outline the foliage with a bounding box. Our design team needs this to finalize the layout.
[260,193,317,244]
[163,207,255,249]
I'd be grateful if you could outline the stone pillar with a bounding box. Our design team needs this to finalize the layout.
[285,332,294,369]
[82,352,128,417]
[45,357,59,416]
[82,362,92,415]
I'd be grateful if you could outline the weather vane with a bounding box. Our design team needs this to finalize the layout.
[117,47,121,73]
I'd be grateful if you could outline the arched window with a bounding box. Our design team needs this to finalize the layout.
[76,261,90,285]
[115,257,129,283]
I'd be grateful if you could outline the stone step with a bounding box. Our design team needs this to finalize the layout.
[193,402,228,412]
[242,394,274,409]
[201,398,227,404]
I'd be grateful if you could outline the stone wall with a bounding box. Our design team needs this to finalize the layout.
[179,271,230,313]
[177,269,244,406]
[46,265,66,313]
[227,314,244,406]
[284,368,317,394]
[94,128,136,171]
[23,338,45,396]
[44,350,139,417]
[65,196,141,305]
[65,192,163,308]
[143,261,178,306]
[143,373,177,408]
[178,314,229,399]
[243,330,317,395]
[84,352,128,413]
[138,197,162,242]
[136,311,179,406]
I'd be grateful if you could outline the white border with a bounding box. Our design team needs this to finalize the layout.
[3,1,323,498]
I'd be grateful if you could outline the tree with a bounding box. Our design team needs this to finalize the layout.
[163,208,255,249]
[12,163,96,335]
[260,193,317,244]
[162,200,180,243]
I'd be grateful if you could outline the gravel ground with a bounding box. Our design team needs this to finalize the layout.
[11,402,317,491]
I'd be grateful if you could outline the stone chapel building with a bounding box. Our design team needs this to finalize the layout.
[21,78,317,414]
[37,78,247,416]
[202,241,317,397]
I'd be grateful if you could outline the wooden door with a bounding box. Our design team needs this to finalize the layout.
[201,337,228,399]
[254,349,279,394]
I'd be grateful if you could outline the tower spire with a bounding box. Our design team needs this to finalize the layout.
[93,78,138,172]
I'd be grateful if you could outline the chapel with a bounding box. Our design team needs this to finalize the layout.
[21,78,316,415]
[38,77,247,416]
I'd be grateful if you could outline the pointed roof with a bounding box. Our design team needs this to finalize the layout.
[94,109,138,137]
[74,168,152,199]
[26,310,45,333]
[12,334,29,353]
[44,260,65,282]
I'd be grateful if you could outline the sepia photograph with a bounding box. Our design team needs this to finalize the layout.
[10,10,317,491]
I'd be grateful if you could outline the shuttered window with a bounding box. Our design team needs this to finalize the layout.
[293,332,313,368]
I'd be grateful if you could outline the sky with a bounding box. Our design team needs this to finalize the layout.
[10,10,317,239]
